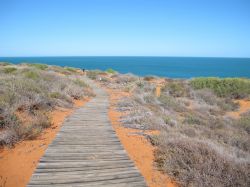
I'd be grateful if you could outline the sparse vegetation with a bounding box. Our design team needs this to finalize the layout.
[0,63,93,147]
[97,73,250,187]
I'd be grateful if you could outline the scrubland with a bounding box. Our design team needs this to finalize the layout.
[88,70,250,187]
[0,62,93,147]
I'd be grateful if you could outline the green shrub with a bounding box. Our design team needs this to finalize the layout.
[64,67,78,72]
[18,124,43,140]
[86,70,101,80]
[190,77,250,99]
[158,94,185,112]
[28,63,48,70]
[73,79,88,87]
[49,92,61,99]
[3,67,17,74]
[184,113,206,125]
[163,116,176,126]
[106,68,116,74]
[24,71,39,79]
[136,81,144,88]
[164,81,188,97]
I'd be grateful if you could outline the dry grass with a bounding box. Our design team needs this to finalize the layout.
[0,63,93,147]
[153,135,249,187]
[99,73,250,187]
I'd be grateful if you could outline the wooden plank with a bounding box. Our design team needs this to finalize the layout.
[28,77,147,186]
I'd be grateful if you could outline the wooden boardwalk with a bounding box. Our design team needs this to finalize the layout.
[28,77,147,187]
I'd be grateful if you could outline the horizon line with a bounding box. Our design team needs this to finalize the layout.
[0,55,250,59]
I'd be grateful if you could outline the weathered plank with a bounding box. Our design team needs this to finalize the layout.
[28,77,147,187]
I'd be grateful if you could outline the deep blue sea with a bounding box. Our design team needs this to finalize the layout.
[0,56,250,78]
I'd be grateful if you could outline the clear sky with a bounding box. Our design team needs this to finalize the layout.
[0,0,250,57]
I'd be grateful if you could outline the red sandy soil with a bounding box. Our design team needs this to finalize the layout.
[228,99,250,118]
[107,89,177,187]
[0,99,89,187]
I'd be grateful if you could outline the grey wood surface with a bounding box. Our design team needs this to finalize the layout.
[28,77,147,187]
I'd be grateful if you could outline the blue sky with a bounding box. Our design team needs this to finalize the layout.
[0,0,250,57]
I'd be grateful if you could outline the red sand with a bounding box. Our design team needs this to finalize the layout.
[228,99,250,118]
[0,99,89,187]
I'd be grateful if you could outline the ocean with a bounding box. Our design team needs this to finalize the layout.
[0,56,249,78]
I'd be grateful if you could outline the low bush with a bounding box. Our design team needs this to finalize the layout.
[143,76,155,81]
[73,79,88,87]
[49,92,62,99]
[0,63,93,146]
[106,68,116,74]
[28,63,48,70]
[3,67,17,74]
[24,70,40,80]
[158,94,185,112]
[86,70,101,80]
[155,136,249,187]
[184,113,206,126]
[190,77,250,99]
[64,66,78,72]
[163,81,189,97]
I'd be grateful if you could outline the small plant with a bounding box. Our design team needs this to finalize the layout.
[73,79,88,87]
[3,67,17,74]
[163,81,188,97]
[28,63,48,70]
[184,113,205,125]
[49,92,61,99]
[136,80,144,88]
[64,66,78,72]
[143,76,155,81]
[158,94,185,112]
[163,116,176,126]
[106,68,116,74]
[24,71,39,79]
[86,70,101,80]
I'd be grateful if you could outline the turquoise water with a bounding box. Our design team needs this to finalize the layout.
[0,56,249,78]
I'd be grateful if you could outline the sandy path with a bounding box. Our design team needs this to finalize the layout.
[0,99,88,187]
